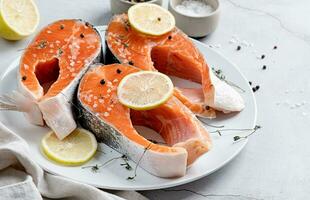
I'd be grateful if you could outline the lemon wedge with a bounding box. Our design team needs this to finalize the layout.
[0,0,40,40]
[128,3,175,36]
[41,128,97,166]
[117,71,174,110]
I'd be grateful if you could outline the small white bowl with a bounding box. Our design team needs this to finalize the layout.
[110,0,163,15]
[168,0,220,37]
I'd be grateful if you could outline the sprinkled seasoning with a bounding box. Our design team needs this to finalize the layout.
[168,35,172,40]
[128,61,134,65]
[236,46,241,51]
[116,69,122,74]
[157,17,161,21]
[261,54,265,59]
[273,45,277,49]
[100,79,106,85]
[60,24,64,30]
[80,33,85,38]
[57,48,63,57]
[37,40,47,49]
[85,22,90,27]
[249,81,252,85]
[205,105,210,110]
[262,65,267,70]
[22,76,27,81]
[124,20,130,32]
[252,85,260,92]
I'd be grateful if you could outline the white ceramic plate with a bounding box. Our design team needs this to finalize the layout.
[0,26,256,191]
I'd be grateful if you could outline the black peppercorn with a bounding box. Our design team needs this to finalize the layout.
[80,33,84,38]
[128,61,134,65]
[168,35,172,40]
[237,46,241,51]
[205,105,210,110]
[22,76,27,81]
[100,79,105,85]
[249,81,252,85]
[273,46,277,49]
[117,69,122,74]
[233,136,241,141]
[262,65,266,70]
[60,24,64,30]
[261,54,265,59]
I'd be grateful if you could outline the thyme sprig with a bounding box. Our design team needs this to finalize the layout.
[127,143,152,180]
[210,125,261,141]
[82,154,131,173]
[212,67,245,93]
[197,118,225,129]
[147,139,166,145]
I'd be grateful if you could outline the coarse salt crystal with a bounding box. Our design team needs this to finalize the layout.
[229,39,237,44]
[103,112,109,117]
[241,40,249,47]
[175,0,214,17]
[214,44,221,48]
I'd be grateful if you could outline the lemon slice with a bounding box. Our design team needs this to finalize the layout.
[117,71,174,110]
[41,128,97,166]
[128,3,175,36]
[0,0,40,40]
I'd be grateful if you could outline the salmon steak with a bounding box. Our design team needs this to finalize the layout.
[77,64,212,177]
[17,19,101,139]
[105,14,245,118]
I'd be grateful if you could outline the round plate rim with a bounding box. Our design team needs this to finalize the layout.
[0,30,257,191]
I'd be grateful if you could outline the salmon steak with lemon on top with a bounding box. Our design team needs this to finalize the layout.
[106,13,245,118]
[16,19,101,139]
[77,64,212,177]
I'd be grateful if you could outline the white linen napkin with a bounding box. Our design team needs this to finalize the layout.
[0,123,147,200]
